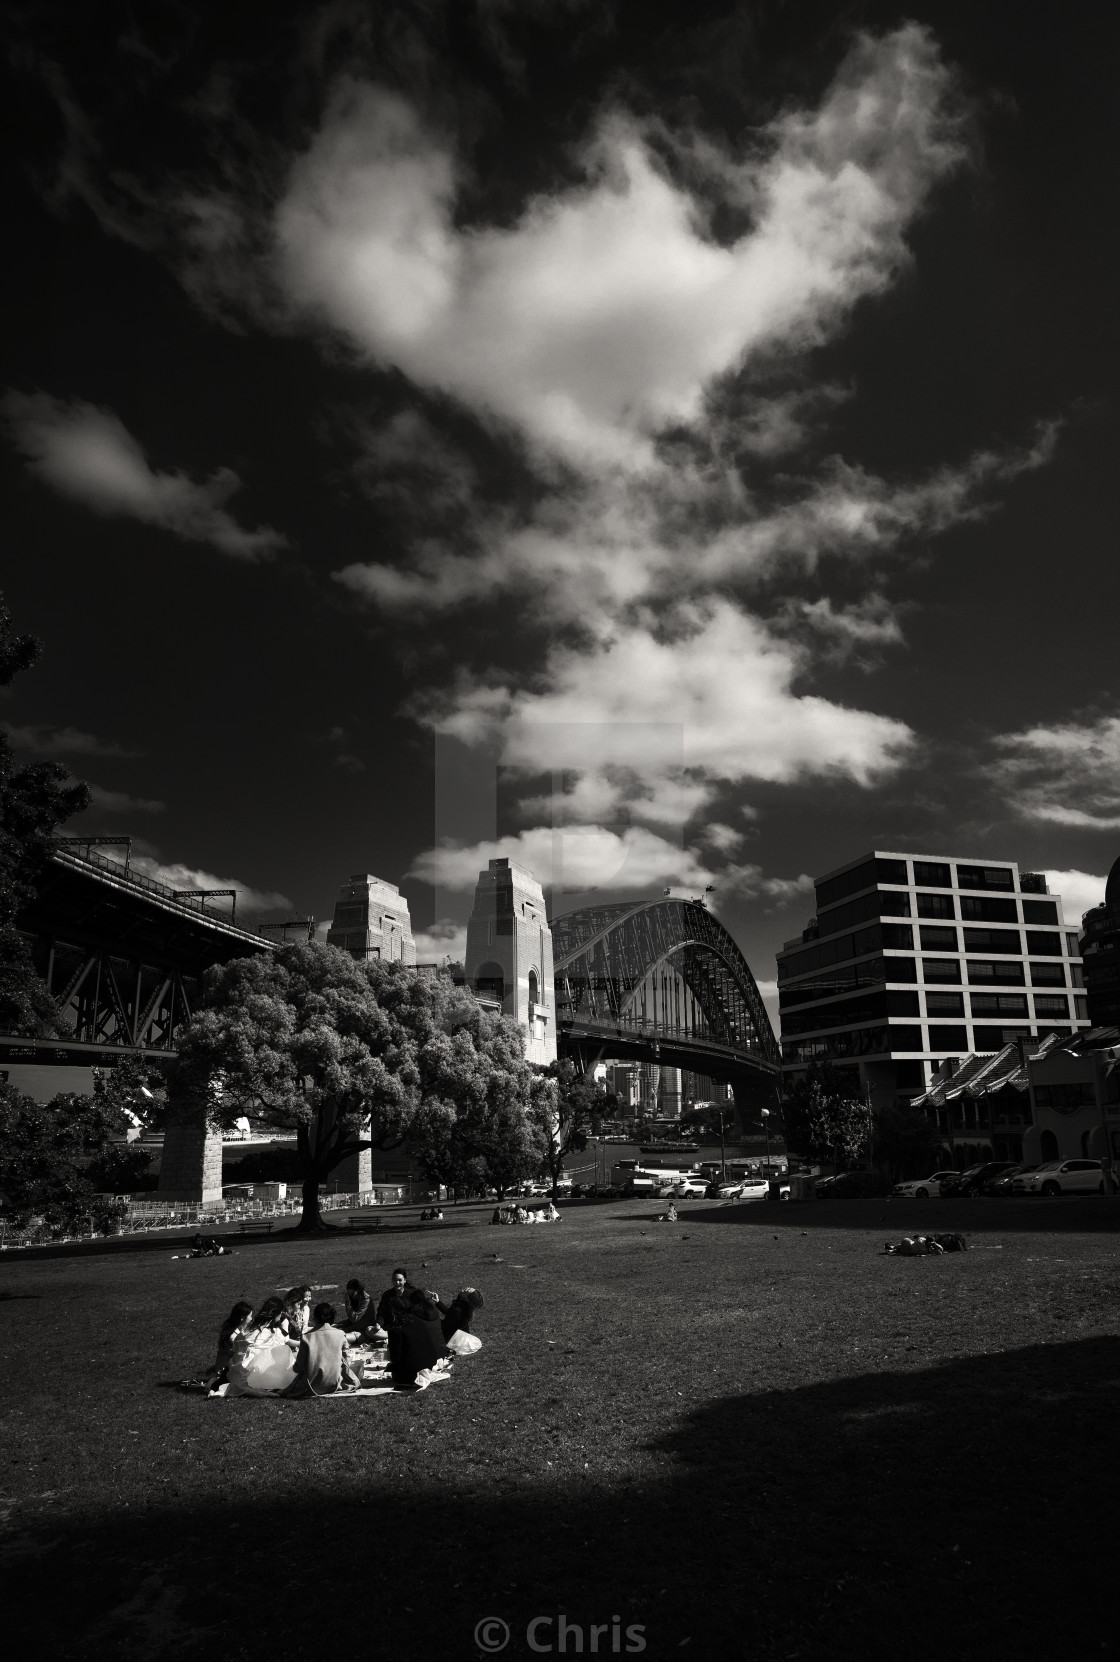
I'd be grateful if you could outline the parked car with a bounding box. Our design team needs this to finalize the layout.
[816,1170,892,1200]
[984,1164,1037,1196]
[956,1161,1019,1197]
[1014,1159,1107,1196]
[668,1178,709,1199]
[891,1170,964,1199]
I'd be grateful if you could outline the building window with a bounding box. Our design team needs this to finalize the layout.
[1075,996,1089,1021]
[1033,995,1069,1019]
[475,961,505,1002]
[913,861,952,888]
[917,893,956,919]
[926,991,964,1016]
[968,960,1025,985]
[886,991,921,1018]
[1022,900,1059,925]
[1030,961,1066,987]
[1065,934,1080,956]
[920,925,958,951]
[956,865,1015,891]
[884,956,918,982]
[928,1024,969,1050]
[1025,930,1062,956]
[1070,964,1085,988]
[888,1024,924,1051]
[971,993,1029,1016]
[960,896,1019,923]
[963,928,1021,954]
[528,969,539,1006]
[882,923,915,951]
[922,958,961,983]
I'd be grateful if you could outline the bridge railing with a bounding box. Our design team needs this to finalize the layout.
[51,843,278,943]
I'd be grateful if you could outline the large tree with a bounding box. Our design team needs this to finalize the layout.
[531,1059,611,1200]
[175,941,542,1230]
[0,1082,131,1231]
[781,1062,870,1169]
[872,1101,944,1182]
[0,595,91,1035]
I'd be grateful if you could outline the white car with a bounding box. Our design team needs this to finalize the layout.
[668,1178,709,1198]
[1014,1159,1107,1196]
[891,1170,962,1200]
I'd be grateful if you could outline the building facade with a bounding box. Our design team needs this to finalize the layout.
[777,851,1090,1109]
[464,857,557,1066]
[326,874,416,965]
[1080,852,1120,1030]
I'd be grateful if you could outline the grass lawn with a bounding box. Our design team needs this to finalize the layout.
[4,1193,1120,1661]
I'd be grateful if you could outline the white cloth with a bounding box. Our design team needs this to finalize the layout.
[226,1325,298,1396]
[446,1330,482,1356]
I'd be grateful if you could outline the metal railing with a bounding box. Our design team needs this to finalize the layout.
[50,842,279,944]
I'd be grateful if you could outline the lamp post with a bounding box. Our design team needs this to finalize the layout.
[760,1107,771,1174]
[719,1106,727,1181]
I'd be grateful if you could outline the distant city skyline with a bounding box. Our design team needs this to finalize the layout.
[3,1,1116,1032]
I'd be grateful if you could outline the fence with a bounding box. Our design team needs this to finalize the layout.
[0,1187,405,1249]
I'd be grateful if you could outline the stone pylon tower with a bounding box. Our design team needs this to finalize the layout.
[465,857,556,1066]
[326,875,416,964]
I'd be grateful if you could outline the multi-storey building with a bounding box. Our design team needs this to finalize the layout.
[776,850,1090,1109]
[1080,852,1120,1029]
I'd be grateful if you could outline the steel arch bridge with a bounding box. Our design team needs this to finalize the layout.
[551,898,780,1112]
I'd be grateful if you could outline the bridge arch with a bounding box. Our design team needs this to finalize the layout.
[551,899,780,1101]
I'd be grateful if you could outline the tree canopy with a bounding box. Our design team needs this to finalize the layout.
[781,1062,870,1168]
[0,594,91,1036]
[0,1082,133,1230]
[175,941,543,1227]
[531,1058,612,1199]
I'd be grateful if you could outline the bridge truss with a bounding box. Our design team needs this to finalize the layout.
[552,899,780,1098]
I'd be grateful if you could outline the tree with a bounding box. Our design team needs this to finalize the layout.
[0,1082,129,1230]
[872,1101,943,1182]
[175,941,543,1230]
[0,594,91,1035]
[531,1059,608,1200]
[781,1062,869,1168]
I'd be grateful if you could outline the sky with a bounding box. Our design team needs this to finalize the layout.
[3,0,1117,1030]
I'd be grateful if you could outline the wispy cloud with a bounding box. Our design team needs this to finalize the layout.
[993,715,1120,830]
[411,919,468,963]
[1042,870,1106,925]
[130,855,292,916]
[2,391,287,559]
[4,723,142,759]
[85,784,166,814]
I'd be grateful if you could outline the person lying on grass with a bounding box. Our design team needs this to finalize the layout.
[226,1298,299,1397]
[282,1303,362,1398]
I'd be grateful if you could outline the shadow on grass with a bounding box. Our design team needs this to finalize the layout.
[9,1336,1117,1662]
[677,1195,1120,1235]
[2,1216,477,1264]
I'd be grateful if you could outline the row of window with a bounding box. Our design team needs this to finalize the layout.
[783,1021,1078,1064]
[816,856,1027,911]
[778,920,1080,983]
[814,888,1060,938]
[779,955,1079,1005]
[781,989,1083,1036]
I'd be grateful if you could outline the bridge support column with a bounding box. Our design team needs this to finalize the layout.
[331,1147,372,1194]
[158,1103,224,1204]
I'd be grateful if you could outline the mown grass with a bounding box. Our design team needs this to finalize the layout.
[4,1194,1120,1661]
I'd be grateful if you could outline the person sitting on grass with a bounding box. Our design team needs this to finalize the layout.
[435,1287,484,1349]
[279,1285,312,1339]
[226,1298,299,1396]
[282,1303,362,1397]
[656,1201,678,1223]
[388,1289,451,1389]
[343,1278,376,1337]
[202,1300,253,1389]
[376,1268,415,1332]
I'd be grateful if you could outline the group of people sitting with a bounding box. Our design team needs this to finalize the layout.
[491,1201,561,1225]
[189,1234,233,1258]
[200,1272,484,1397]
[885,1232,968,1255]
[419,1208,445,1222]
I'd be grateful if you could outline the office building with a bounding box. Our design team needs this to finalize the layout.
[776,850,1089,1109]
[1080,852,1120,1030]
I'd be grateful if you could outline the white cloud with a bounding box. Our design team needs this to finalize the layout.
[700,822,746,855]
[130,856,292,916]
[409,825,716,895]
[411,920,468,963]
[435,601,914,791]
[1043,870,1107,925]
[4,724,141,759]
[275,26,963,468]
[754,977,781,1028]
[2,391,287,560]
[994,715,1120,829]
[85,784,166,814]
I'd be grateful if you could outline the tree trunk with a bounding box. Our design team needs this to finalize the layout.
[295,1169,337,1233]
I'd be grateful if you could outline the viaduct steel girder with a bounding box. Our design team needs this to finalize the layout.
[552,899,781,1085]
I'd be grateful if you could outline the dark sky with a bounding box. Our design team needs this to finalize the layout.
[3,0,1117,1022]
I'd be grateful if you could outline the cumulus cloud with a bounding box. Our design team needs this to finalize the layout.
[275,26,963,468]
[2,391,287,559]
[130,855,292,916]
[4,724,141,758]
[411,920,468,963]
[85,784,166,814]
[1042,870,1107,926]
[994,715,1120,829]
[409,825,717,894]
[434,601,914,791]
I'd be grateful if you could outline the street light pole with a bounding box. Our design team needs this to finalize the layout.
[719,1108,726,1181]
[761,1107,771,1173]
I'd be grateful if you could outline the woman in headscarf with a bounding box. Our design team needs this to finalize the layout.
[375,1268,415,1333]
[387,1289,450,1389]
